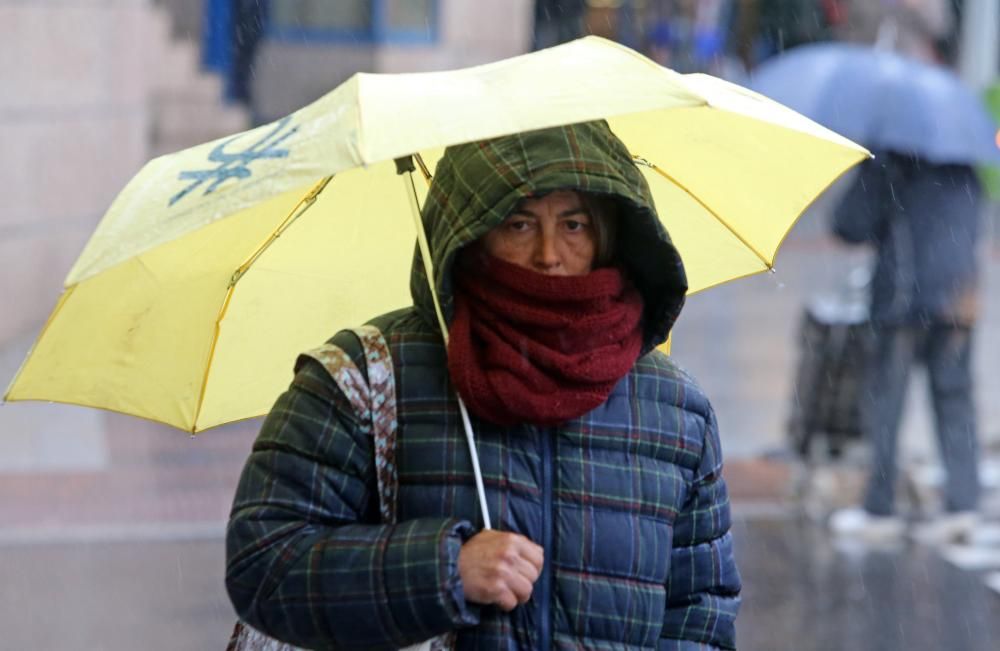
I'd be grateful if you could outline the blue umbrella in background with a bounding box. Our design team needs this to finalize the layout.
[749,42,1000,165]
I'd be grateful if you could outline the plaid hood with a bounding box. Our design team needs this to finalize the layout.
[410,120,688,352]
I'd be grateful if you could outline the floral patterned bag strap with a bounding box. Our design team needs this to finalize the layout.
[301,325,398,524]
[349,325,400,525]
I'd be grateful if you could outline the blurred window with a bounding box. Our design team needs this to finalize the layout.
[268,0,437,43]
[385,0,435,33]
[270,1,371,32]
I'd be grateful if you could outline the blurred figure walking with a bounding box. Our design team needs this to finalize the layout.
[733,0,837,71]
[829,151,984,544]
[231,0,265,122]
[645,0,737,74]
[833,0,954,63]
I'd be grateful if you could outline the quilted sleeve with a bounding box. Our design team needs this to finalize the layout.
[660,404,741,650]
[225,341,480,650]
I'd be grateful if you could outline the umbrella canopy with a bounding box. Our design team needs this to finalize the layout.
[749,42,1000,165]
[5,36,869,433]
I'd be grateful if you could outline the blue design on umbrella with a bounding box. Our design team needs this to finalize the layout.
[169,116,299,206]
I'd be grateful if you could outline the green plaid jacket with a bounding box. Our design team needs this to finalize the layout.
[226,122,740,650]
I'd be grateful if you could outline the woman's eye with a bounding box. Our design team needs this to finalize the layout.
[564,219,588,232]
[506,219,532,232]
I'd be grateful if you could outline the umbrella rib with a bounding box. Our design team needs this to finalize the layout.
[229,175,334,288]
[633,156,772,270]
[193,281,238,433]
[193,175,334,431]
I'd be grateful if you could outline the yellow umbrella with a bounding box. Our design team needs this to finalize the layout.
[5,36,869,433]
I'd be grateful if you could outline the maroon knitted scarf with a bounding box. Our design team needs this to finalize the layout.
[447,253,644,426]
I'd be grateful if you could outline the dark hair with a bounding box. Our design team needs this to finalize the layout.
[580,193,619,268]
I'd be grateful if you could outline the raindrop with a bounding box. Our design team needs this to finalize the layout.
[176,555,185,591]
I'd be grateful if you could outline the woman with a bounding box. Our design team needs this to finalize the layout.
[226,121,741,649]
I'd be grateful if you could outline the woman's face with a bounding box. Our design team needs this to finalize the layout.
[480,190,596,276]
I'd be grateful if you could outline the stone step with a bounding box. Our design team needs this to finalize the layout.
[151,97,250,156]
[147,3,173,57]
[151,38,204,95]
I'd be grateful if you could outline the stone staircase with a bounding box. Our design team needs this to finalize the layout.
[147,4,250,159]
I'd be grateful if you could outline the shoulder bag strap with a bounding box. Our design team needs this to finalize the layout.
[350,325,399,525]
[301,325,399,524]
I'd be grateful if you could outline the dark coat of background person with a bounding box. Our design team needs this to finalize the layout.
[832,151,982,327]
[225,122,741,650]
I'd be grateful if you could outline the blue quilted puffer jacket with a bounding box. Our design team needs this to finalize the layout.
[226,122,741,650]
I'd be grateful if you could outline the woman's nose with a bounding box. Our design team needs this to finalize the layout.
[533,232,560,271]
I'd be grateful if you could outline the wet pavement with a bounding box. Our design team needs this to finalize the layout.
[3,513,999,650]
[734,515,1000,651]
[1,538,234,650]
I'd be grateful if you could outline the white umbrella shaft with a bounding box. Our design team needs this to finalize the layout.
[403,172,492,531]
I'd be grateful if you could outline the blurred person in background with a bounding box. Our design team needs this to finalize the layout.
[832,0,954,63]
[733,0,836,71]
[533,0,588,49]
[645,0,738,75]
[226,121,741,649]
[230,0,266,123]
[828,151,984,544]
